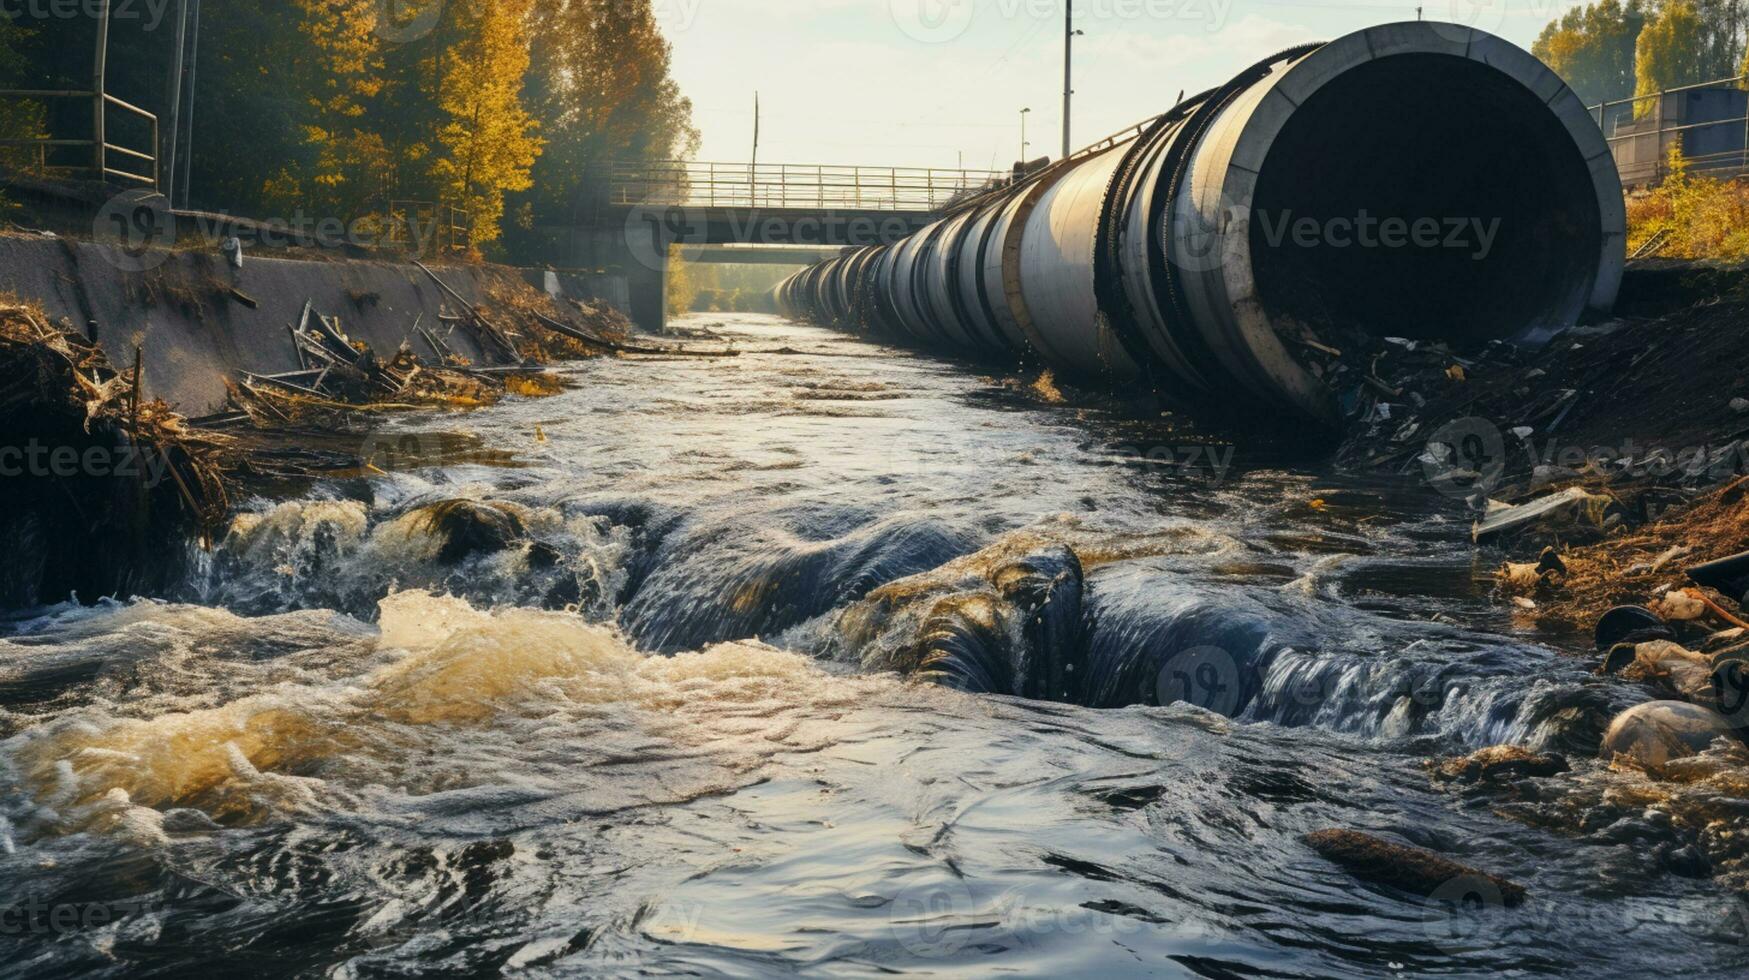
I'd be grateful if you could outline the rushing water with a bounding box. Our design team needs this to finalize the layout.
[2,315,1745,977]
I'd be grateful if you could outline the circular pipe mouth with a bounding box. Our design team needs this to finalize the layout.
[780,24,1625,427]
[1249,53,1603,345]
[1182,25,1625,422]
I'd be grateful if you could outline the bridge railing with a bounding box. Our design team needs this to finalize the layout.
[606,160,1008,212]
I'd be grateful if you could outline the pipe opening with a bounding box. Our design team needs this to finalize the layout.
[1250,53,1602,346]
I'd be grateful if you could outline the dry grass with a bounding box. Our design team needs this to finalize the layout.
[1628,149,1749,261]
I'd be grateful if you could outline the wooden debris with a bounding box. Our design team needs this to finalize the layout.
[1303,829,1526,907]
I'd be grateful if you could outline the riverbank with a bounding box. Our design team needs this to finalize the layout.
[0,233,736,608]
[1332,259,1749,639]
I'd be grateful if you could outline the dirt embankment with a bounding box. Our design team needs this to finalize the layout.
[1336,261,1749,635]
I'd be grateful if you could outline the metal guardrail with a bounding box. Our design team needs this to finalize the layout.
[0,88,158,189]
[1590,74,1749,186]
[607,160,1007,212]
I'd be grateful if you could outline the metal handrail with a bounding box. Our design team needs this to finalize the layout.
[0,88,158,188]
[1588,74,1749,114]
[1588,74,1749,185]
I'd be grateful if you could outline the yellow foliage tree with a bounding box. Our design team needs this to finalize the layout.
[1633,0,1710,117]
[431,0,543,249]
[296,0,393,213]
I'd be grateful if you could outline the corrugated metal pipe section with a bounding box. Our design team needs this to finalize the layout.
[772,23,1625,425]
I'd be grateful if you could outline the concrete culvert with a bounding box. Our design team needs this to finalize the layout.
[780,22,1625,427]
[1247,54,1605,346]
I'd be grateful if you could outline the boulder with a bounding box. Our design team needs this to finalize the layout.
[1431,745,1569,784]
[1600,700,1731,767]
[408,500,527,564]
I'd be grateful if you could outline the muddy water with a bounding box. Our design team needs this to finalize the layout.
[1,315,1744,976]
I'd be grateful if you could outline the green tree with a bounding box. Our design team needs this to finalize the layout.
[0,20,46,174]
[1691,0,1749,80]
[510,0,699,260]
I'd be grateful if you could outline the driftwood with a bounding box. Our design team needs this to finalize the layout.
[1303,829,1526,907]
[414,260,521,361]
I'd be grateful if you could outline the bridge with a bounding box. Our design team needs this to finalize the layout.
[553,159,1010,331]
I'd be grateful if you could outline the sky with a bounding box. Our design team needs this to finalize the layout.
[657,0,1576,173]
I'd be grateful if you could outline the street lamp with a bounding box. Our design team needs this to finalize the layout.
[1020,107,1032,164]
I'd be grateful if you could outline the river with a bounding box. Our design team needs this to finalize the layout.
[1,314,1744,976]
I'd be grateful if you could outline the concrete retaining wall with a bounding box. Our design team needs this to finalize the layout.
[0,235,556,415]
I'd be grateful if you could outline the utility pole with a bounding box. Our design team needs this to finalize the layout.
[751,91,760,207]
[1062,0,1076,159]
[178,0,201,209]
[93,0,111,181]
[1021,107,1032,164]
[163,0,189,201]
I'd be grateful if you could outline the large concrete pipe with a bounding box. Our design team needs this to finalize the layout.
[1017,144,1143,380]
[887,230,938,343]
[952,202,1012,353]
[782,22,1624,424]
[920,210,984,349]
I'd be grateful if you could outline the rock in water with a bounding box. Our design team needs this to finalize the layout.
[1431,745,1569,784]
[1600,700,1732,767]
[890,544,1086,701]
[1303,829,1526,907]
[409,500,527,564]
[830,522,1110,701]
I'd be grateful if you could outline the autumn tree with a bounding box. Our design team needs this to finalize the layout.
[430,0,542,248]
[508,0,699,259]
[1635,0,1714,114]
[1532,1,1647,106]
[1,0,696,261]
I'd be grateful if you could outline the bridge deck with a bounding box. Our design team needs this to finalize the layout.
[607,160,1007,213]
